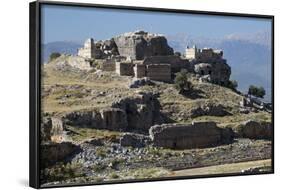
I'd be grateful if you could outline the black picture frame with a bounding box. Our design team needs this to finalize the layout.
[29,1,274,188]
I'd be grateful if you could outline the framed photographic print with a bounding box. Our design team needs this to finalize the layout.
[29,0,274,188]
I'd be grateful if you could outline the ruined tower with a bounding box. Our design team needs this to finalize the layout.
[78,38,95,59]
[185,45,198,60]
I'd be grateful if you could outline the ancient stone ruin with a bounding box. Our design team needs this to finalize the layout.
[78,38,95,59]
[149,122,234,149]
[114,30,174,60]
[76,30,232,86]
[186,45,231,85]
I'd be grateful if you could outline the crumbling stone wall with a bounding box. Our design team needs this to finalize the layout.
[143,55,191,73]
[99,59,116,71]
[149,122,234,149]
[116,62,134,76]
[78,38,95,59]
[146,64,171,82]
[133,64,146,78]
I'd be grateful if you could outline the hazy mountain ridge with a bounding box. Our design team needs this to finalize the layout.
[42,41,82,63]
[43,31,272,102]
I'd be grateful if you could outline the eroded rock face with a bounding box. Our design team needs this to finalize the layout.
[63,92,164,132]
[64,109,127,131]
[111,92,163,131]
[100,108,128,130]
[41,117,65,143]
[236,120,272,139]
[114,31,174,60]
[41,142,81,167]
[149,122,234,149]
[120,133,150,148]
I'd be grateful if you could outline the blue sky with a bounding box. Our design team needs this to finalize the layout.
[41,4,271,44]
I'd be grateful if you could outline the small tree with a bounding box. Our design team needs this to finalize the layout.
[227,80,238,91]
[248,85,266,98]
[49,52,61,62]
[174,69,193,94]
[174,52,181,57]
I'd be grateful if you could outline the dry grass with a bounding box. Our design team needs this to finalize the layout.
[169,159,271,177]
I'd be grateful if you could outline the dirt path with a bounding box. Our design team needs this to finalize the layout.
[169,159,271,177]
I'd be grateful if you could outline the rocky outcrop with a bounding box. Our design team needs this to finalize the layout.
[129,77,154,88]
[63,92,164,132]
[63,109,127,131]
[41,117,65,143]
[50,55,92,71]
[149,122,234,149]
[41,142,81,167]
[111,92,163,131]
[189,103,231,118]
[236,120,272,139]
[114,31,174,60]
[194,62,231,85]
[120,133,151,148]
[100,108,128,130]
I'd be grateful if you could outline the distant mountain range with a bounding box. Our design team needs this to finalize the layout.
[42,31,272,102]
[42,41,81,63]
[167,31,272,102]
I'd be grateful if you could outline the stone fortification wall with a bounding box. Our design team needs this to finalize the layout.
[116,62,134,76]
[146,64,171,82]
[149,122,234,149]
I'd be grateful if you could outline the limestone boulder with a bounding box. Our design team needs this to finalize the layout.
[149,122,234,149]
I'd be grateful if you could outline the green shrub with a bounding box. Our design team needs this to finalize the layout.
[49,52,61,62]
[174,69,193,94]
[248,85,266,98]
[226,80,238,90]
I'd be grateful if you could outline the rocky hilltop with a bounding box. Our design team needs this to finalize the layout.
[40,31,272,186]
